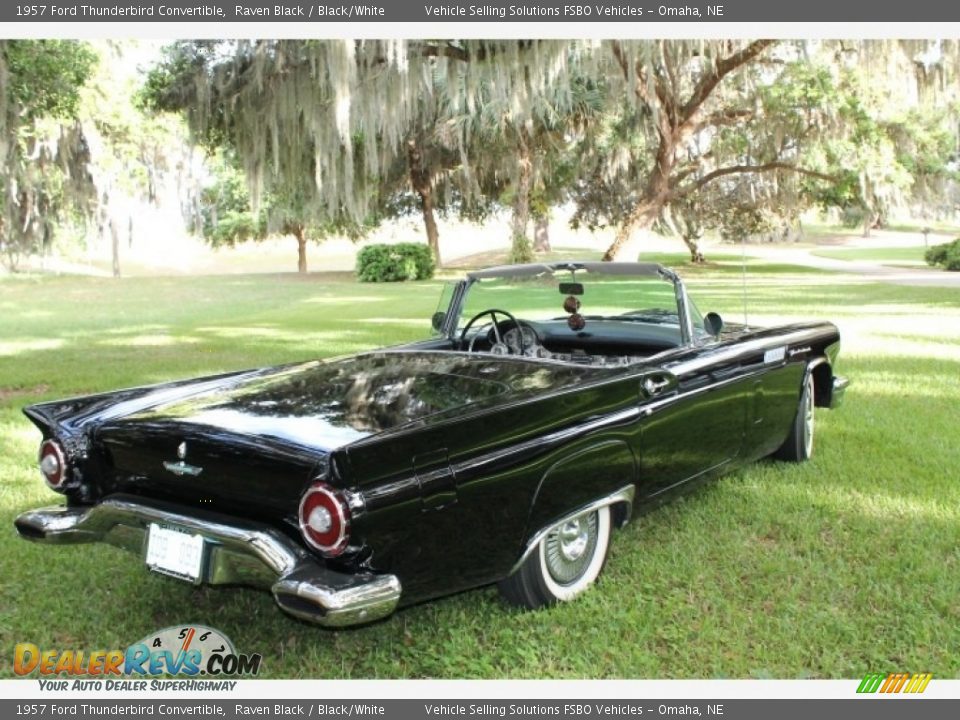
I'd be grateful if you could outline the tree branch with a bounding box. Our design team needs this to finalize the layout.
[680,40,777,124]
[418,41,535,64]
[610,40,651,105]
[419,43,478,63]
[674,162,837,198]
[660,41,680,125]
[691,108,755,134]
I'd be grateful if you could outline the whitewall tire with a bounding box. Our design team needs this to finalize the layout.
[499,505,612,609]
[774,372,816,462]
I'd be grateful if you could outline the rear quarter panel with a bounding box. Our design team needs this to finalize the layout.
[343,373,643,603]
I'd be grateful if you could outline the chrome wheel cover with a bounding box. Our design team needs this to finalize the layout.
[804,377,815,458]
[544,511,599,586]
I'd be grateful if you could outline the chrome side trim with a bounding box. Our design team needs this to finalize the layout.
[665,328,827,378]
[510,484,636,575]
[639,365,767,418]
[450,407,642,480]
[14,496,400,628]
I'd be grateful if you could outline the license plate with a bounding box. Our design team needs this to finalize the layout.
[145,523,205,582]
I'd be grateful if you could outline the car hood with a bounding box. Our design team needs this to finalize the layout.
[93,351,599,453]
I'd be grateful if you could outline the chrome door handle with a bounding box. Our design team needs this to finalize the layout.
[643,377,672,395]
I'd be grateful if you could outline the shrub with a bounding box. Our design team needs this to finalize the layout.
[924,238,960,271]
[508,232,535,264]
[839,206,868,229]
[356,243,435,282]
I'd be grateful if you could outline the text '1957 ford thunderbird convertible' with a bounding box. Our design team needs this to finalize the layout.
[15,262,847,627]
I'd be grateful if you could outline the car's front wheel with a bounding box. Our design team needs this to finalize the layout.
[498,505,611,609]
[774,372,815,462]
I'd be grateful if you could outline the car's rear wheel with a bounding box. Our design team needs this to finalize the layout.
[774,372,815,462]
[498,505,611,609]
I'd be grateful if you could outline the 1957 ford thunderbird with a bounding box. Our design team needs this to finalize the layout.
[15,262,847,627]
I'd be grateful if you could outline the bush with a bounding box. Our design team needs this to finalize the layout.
[356,243,435,282]
[839,206,868,229]
[925,238,960,271]
[509,232,535,264]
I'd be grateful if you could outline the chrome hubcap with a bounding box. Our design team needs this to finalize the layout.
[804,379,815,457]
[558,520,589,561]
[544,511,598,585]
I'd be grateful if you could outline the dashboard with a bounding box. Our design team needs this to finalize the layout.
[481,318,683,365]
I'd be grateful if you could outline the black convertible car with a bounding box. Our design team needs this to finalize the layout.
[16,262,847,627]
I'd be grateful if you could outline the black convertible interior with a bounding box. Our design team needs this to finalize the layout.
[422,263,699,366]
[455,308,684,366]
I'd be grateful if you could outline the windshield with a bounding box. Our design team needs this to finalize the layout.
[434,264,711,364]
[457,269,684,333]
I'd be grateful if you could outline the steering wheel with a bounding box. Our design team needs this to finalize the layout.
[459,308,526,356]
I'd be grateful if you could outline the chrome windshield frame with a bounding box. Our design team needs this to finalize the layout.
[441,262,697,348]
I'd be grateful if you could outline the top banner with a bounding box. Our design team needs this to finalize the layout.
[5,0,960,24]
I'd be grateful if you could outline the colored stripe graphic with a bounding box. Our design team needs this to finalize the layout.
[909,673,933,694]
[857,673,886,693]
[858,672,931,694]
[890,673,909,693]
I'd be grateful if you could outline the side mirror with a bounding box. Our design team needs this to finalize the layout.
[704,312,724,339]
[431,311,446,332]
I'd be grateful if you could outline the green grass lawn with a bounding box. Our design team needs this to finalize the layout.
[1,265,959,679]
[811,246,930,265]
[802,220,960,238]
[640,252,826,277]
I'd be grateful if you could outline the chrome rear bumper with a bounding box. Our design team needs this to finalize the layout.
[14,495,400,628]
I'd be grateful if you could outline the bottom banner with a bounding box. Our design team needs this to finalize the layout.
[3,699,957,720]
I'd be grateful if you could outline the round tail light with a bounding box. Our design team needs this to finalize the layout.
[298,482,351,557]
[39,439,68,491]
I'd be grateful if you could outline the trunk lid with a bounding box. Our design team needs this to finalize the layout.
[91,352,598,521]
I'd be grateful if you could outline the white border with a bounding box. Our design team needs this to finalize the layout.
[2,22,960,40]
[4,12,958,704]
[4,678,960,699]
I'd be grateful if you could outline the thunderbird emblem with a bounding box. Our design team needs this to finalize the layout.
[163,442,203,477]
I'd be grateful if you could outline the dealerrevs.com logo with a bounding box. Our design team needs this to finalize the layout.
[14,625,261,689]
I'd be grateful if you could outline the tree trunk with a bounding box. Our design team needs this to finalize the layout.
[110,220,121,278]
[683,235,706,263]
[420,189,441,266]
[293,224,307,273]
[406,138,442,266]
[604,125,675,261]
[602,201,661,261]
[510,130,534,264]
[533,215,551,253]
